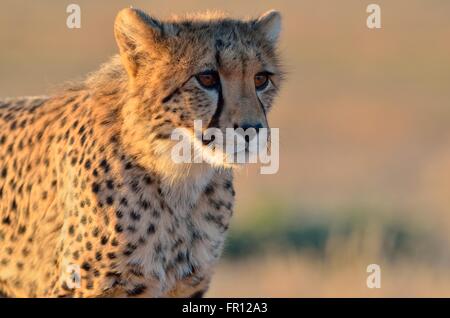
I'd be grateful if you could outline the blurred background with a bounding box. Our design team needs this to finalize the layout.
[1,0,450,297]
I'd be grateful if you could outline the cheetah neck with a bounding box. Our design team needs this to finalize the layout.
[118,96,219,211]
[159,164,216,212]
[85,57,225,213]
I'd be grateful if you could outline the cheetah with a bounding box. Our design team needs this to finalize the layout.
[0,8,283,297]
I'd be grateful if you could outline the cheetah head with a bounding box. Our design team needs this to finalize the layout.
[115,8,283,179]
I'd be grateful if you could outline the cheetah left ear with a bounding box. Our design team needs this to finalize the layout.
[114,8,168,79]
[255,10,282,44]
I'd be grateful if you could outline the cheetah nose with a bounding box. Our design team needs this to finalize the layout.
[240,122,263,133]
[239,122,263,142]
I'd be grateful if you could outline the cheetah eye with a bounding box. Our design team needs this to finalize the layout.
[254,72,271,91]
[196,71,220,89]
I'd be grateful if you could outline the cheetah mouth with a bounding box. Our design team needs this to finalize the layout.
[201,135,215,146]
[200,136,266,166]
[200,134,259,154]
[170,125,270,167]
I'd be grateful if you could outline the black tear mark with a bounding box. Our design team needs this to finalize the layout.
[207,86,224,129]
[257,96,267,119]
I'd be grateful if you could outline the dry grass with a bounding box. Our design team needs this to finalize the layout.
[209,253,450,297]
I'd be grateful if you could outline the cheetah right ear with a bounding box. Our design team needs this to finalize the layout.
[255,10,282,44]
[114,8,167,79]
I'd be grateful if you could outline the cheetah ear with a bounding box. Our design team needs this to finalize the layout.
[255,10,282,44]
[114,8,166,78]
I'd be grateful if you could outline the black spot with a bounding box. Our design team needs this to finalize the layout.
[2,216,11,225]
[115,210,123,218]
[107,252,117,260]
[91,183,100,193]
[130,180,139,192]
[18,225,26,234]
[101,236,109,245]
[129,267,144,277]
[143,175,153,185]
[115,224,123,233]
[147,223,156,235]
[21,248,30,257]
[127,284,147,296]
[140,200,150,210]
[1,167,7,178]
[123,249,133,256]
[130,211,141,221]
[99,159,110,173]
[105,271,121,278]
[106,196,114,205]
[106,179,114,190]
[204,185,214,195]
[61,281,73,292]
[152,209,160,219]
[190,290,206,298]
[81,262,91,271]
[120,197,128,206]
[78,125,86,135]
[86,280,94,290]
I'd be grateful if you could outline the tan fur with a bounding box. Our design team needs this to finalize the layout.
[0,8,282,297]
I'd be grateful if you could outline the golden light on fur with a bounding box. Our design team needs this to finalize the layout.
[0,7,283,297]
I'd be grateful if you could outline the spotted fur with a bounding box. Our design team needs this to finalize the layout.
[0,8,282,297]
